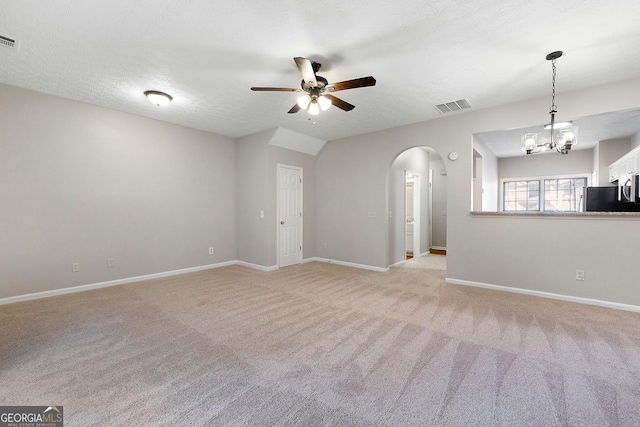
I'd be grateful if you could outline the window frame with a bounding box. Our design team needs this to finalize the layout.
[499,173,591,213]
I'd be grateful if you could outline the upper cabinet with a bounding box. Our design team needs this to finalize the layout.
[609,145,640,183]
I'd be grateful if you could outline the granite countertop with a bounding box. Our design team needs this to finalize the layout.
[471,211,640,218]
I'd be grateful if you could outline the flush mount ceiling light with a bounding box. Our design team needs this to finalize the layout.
[144,90,173,106]
[522,51,578,155]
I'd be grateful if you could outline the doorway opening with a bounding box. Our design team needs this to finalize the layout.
[405,173,420,260]
[387,146,447,268]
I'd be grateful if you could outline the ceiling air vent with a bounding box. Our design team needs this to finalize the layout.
[0,35,16,49]
[434,99,471,114]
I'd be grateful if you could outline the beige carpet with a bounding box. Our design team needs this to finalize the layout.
[2,255,640,426]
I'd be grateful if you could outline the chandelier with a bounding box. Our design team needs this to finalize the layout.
[522,51,578,155]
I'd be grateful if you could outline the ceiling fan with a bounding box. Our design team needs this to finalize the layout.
[251,57,376,115]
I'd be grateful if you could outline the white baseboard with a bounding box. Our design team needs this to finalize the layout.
[0,261,237,306]
[389,260,407,268]
[431,246,446,251]
[235,261,279,272]
[307,257,389,273]
[419,251,431,257]
[2,257,388,306]
[445,277,640,313]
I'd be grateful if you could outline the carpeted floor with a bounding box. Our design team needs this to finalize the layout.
[1,255,640,426]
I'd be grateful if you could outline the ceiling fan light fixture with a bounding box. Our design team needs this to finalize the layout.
[251,57,375,115]
[308,101,320,115]
[318,95,332,111]
[297,95,311,109]
[144,90,172,106]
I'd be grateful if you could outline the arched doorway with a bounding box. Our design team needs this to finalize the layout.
[387,146,447,267]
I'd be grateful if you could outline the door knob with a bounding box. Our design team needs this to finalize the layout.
[280,221,285,225]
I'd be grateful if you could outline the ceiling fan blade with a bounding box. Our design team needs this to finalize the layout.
[294,57,318,87]
[251,87,300,92]
[329,76,376,92]
[325,94,355,111]
[287,104,301,114]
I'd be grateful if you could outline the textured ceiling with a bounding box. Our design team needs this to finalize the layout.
[476,108,640,158]
[2,0,640,143]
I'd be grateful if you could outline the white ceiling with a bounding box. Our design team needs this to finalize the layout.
[475,108,640,158]
[2,0,640,142]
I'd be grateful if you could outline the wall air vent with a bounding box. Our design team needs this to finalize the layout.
[434,99,471,114]
[0,35,16,49]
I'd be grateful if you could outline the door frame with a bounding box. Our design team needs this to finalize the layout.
[428,169,433,250]
[412,173,421,257]
[276,163,303,267]
[404,173,421,258]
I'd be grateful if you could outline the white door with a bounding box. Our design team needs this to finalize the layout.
[277,165,303,267]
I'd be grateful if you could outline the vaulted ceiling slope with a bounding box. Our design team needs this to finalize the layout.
[2,1,640,142]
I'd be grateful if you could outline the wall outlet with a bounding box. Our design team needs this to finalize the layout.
[368,211,377,219]
[208,247,214,255]
[107,258,115,268]
[72,262,80,273]
[575,270,585,281]
[260,210,265,218]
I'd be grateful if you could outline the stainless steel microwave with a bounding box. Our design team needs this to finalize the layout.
[619,174,640,203]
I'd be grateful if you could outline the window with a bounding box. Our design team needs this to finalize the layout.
[502,175,588,212]
[503,180,540,211]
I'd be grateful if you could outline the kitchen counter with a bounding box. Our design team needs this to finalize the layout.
[471,211,640,219]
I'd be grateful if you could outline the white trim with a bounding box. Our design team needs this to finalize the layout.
[0,261,237,306]
[389,260,407,268]
[445,277,640,313]
[309,257,389,272]
[431,246,447,251]
[236,261,279,272]
[2,258,393,306]
[499,173,590,213]
[419,251,431,257]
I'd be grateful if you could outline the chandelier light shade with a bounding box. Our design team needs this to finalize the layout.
[521,133,539,155]
[555,126,578,152]
[144,90,173,106]
[521,51,578,155]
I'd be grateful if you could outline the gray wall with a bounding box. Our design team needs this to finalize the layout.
[498,147,594,180]
[236,132,317,268]
[472,137,499,211]
[430,159,447,248]
[0,83,236,298]
[236,129,272,266]
[267,145,317,265]
[315,77,640,306]
[4,77,640,308]
[596,138,632,186]
[632,132,640,150]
